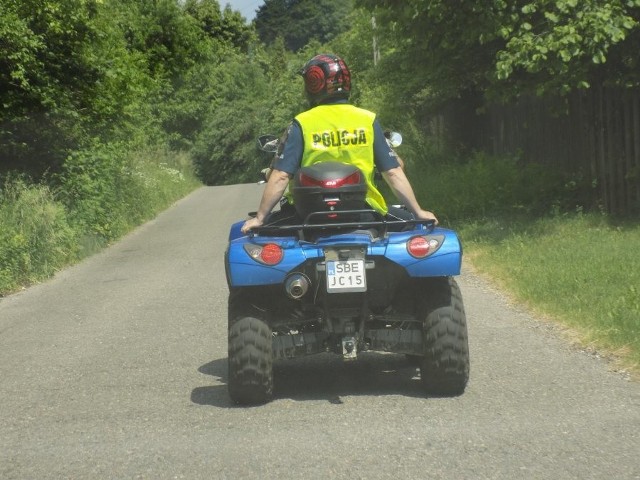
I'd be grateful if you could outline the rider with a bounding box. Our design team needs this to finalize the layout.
[241,53,437,234]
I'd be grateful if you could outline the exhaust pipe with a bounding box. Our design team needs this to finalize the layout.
[284,273,310,299]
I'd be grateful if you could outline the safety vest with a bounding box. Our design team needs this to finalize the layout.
[289,104,388,215]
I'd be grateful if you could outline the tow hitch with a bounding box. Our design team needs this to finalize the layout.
[342,336,357,360]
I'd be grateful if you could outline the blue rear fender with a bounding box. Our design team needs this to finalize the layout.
[383,227,462,277]
[229,221,245,242]
[226,235,313,287]
[225,225,462,288]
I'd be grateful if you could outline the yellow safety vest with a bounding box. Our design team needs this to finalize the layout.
[289,104,388,215]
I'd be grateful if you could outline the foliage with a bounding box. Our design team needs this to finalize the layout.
[0,148,199,296]
[0,0,107,175]
[0,178,78,293]
[354,0,503,112]
[0,0,255,293]
[191,54,268,185]
[495,0,640,95]
[192,45,309,185]
[354,0,640,107]
[255,0,353,52]
[184,0,254,51]
[401,147,591,223]
[58,144,135,240]
[57,143,199,242]
[324,9,379,107]
[0,0,255,179]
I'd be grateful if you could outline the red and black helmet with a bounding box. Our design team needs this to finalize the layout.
[300,54,351,106]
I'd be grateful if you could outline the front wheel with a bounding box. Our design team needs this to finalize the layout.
[417,277,470,396]
[228,292,273,405]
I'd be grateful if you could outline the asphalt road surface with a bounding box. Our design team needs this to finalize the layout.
[1,185,638,480]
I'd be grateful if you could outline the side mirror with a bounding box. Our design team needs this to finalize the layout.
[257,134,279,153]
[387,131,403,148]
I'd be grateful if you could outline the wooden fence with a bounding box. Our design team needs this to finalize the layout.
[436,87,640,215]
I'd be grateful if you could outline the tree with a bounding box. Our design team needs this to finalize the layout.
[255,0,353,52]
[355,0,640,104]
[0,0,257,178]
[190,43,309,185]
[183,0,255,52]
[352,0,505,116]
[495,0,640,95]
[0,0,119,176]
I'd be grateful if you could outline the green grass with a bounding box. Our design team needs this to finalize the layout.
[458,214,640,373]
[0,180,79,292]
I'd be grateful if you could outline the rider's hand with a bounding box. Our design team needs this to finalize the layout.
[415,209,438,225]
[241,216,263,234]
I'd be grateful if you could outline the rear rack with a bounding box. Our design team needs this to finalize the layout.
[251,209,435,241]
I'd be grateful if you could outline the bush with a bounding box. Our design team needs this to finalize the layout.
[0,179,78,293]
[191,48,308,186]
[58,145,131,242]
[406,150,571,223]
[0,147,200,296]
[58,144,200,248]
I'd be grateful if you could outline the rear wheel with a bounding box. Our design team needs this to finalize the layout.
[417,277,469,396]
[228,291,273,405]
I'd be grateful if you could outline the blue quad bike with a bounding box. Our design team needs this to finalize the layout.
[224,134,469,405]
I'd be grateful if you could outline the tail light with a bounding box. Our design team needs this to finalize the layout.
[407,235,442,258]
[299,171,361,188]
[243,243,283,265]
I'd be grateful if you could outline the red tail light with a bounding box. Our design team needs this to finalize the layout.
[407,236,431,258]
[244,243,283,265]
[407,235,444,258]
[260,243,283,264]
[299,171,361,188]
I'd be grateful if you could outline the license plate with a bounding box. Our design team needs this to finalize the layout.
[326,260,366,293]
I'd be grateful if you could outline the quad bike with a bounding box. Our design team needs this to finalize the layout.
[224,134,469,404]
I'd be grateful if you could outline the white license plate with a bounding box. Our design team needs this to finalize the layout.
[326,260,367,293]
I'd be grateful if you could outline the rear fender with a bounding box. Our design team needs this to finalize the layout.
[383,227,462,277]
[226,236,317,287]
[225,226,463,288]
[229,221,245,242]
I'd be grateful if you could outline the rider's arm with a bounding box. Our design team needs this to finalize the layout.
[382,167,438,223]
[373,120,436,222]
[263,122,302,180]
[254,169,291,222]
[241,123,303,234]
[241,169,291,233]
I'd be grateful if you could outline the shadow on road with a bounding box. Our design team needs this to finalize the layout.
[191,353,426,408]
[191,357,232,408]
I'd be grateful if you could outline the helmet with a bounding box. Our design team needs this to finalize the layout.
[300,54,351,106]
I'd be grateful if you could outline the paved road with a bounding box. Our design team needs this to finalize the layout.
[1,185,638,480]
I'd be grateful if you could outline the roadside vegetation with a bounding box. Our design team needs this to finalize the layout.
[1,0,638,372]
[406,151,640,373]
[364,139,639,374]
[0,0,250,293]
[0,151,199,293]
[462,215,640,373]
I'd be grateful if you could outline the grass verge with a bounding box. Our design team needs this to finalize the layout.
[0,149,201,296]
[458,213,640,375]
